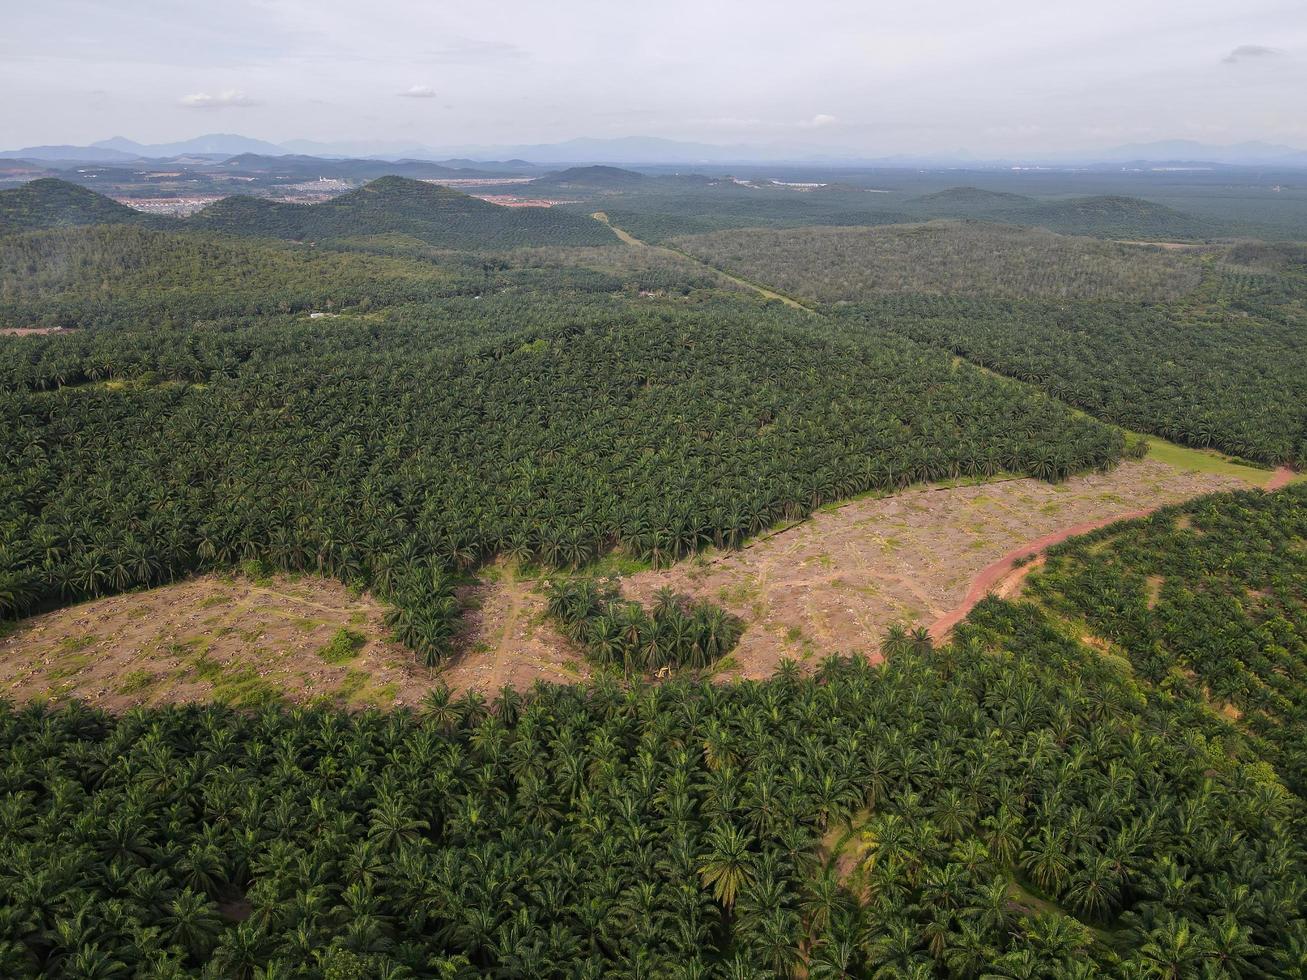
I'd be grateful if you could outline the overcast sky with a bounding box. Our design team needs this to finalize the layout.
[3,0,1305,153]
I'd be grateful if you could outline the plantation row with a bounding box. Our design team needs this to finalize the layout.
[671,222,1205,303]
[545,580,744,674]
[837,294,1306,466]
[0,294,1125,665]
[0,226,714,337]
[1028,484,1307,796]
[2,541,1304,974]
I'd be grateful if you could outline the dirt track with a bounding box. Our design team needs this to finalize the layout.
[1,462,1287,706]
[928,465,1295,640]
[618,459,1260,678]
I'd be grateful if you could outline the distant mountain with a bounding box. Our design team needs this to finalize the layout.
[279,138,447,159]
[217,154,464,180]
[94,134,287,158]
[1095,140,1307,167]
[189,175,615,248]
[0,178,155,234]
[457,137,794,165]
[0,145,142,163]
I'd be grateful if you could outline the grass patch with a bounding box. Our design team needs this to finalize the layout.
[711,655,741,676]
[1143,436,1271,484]
[577,550,654,578]
[317,628,366,664]
[118,670,157,696]
[336,668,371,702]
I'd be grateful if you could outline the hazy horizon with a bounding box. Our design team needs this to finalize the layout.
[4,0,1305,157]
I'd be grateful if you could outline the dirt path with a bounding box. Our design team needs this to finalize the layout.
[592,211,814,312]
[438,562,588,694]
[928,464,1298,641]
[1266,465,1297,491]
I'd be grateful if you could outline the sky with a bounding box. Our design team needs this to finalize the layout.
[3,0,1305,155]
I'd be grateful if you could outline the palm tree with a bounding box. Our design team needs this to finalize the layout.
[698,824,755,910]
[162,889,221,961]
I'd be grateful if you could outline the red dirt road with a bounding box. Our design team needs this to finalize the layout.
[1266,465,1296,491]
[929,465,1297,641]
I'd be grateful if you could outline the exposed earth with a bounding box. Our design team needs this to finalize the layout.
[0,455,1282,706]
[619,458,1262,679]
[0,574,425,711]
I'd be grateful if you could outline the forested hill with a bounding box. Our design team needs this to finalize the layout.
[0,178,156,235]
[190,176,617,247]
[907,186,1035,214]
[0,177,617,249]
[527,165,652,192]
[907,187,1212,238]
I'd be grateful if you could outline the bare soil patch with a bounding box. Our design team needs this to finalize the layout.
[0,459,1278,707]
[439,562,588,694]
[619,460,1253,679]
[0,573,430,711]
[0,326,74,336]
[1266,465,1297,491]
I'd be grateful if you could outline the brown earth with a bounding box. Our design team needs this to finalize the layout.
[0,459,1277,707]
[618,459,1254,680]
[0,326,74,336]
[0,573,427,711]
[440,562,589,694]
[928,464,1296,640]
[0,564,584,711]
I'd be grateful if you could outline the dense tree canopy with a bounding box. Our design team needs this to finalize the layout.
[0,292,1123,667]
[2,526,1305,975]
[838,294,1306,466]
[1029,485,1307,796]
[671,222,1205,303]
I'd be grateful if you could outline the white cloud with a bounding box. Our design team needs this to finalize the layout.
[398,84,437,98]
[180,89,260,109]
[1223,44,1279,64]
[801,113,838,128]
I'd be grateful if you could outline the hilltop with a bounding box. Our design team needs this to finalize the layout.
[531,165,650,190]
[908,186,1034,213]
[0,176,615,249]
[194,175,615,247]
[0,178,156,234]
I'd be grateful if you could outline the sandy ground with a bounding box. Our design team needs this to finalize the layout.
[618,459,1255,679]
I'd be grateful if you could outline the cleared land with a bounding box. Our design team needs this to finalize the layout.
[619,457,1260,679]
[441,562,588,693]
[0,573,426,710]
[0,566,584,710]
[672,221,1205,302]
[0,453,1278,703]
